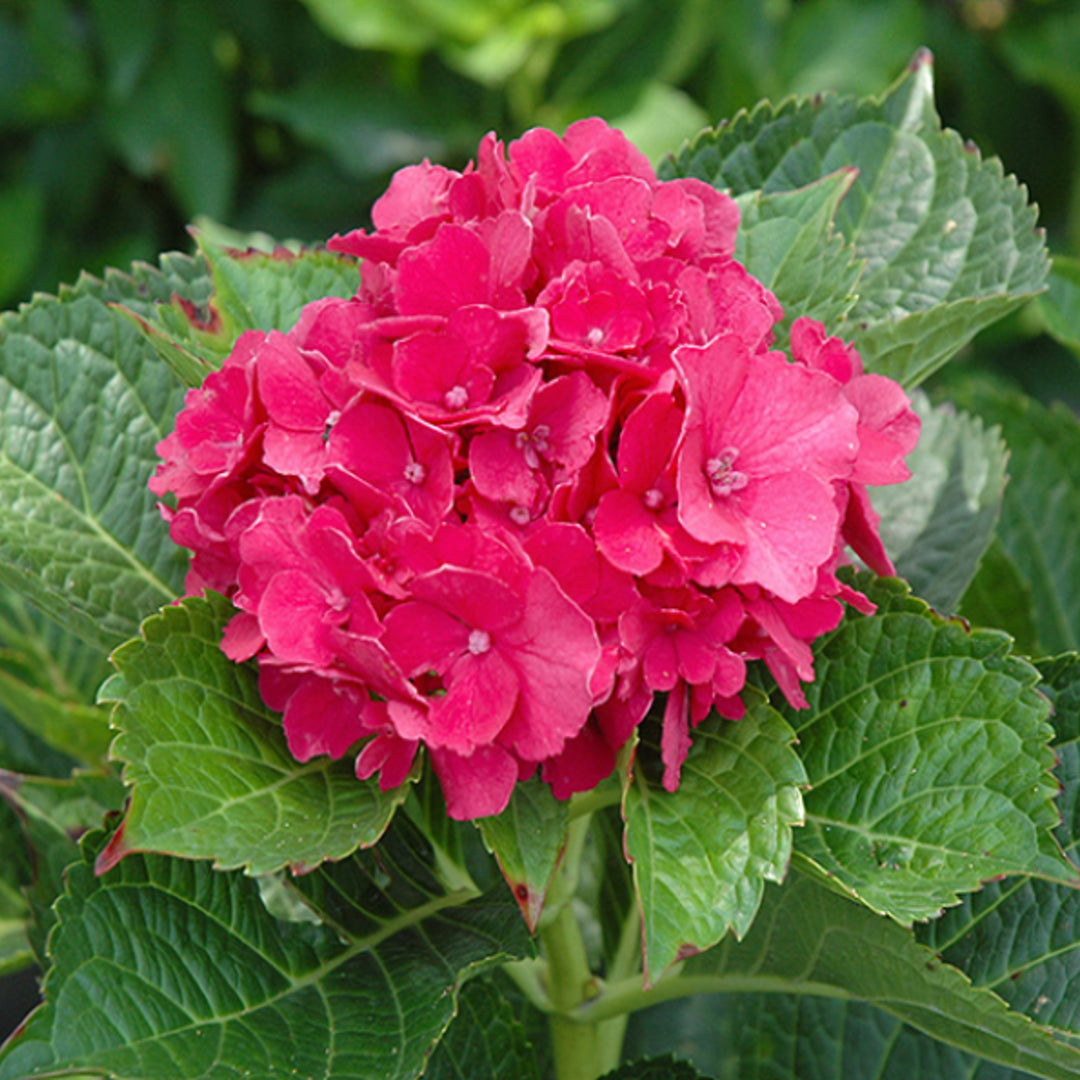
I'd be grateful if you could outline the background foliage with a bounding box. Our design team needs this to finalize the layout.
[3,0,1080,1074]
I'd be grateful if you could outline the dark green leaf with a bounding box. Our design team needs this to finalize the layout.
[104,0,235,219]
[424,977,541,1080]
[0,823,532,1080]
[960,537,1040,656]
[477,775,569,931]
[785,576,1072,924]
[948,380,1080,656]
[0,183,44,306]
[919,654,1080,1036]
[100,593,411,874]
[664,52,1049,385]
[580,864,1080,1079]
[623,692,806,983]
[870,393,1007,614]
[600,1054,713,1080]
[654,654,1080,1079]
[1039,256,1080,356]
[0,770,124,964]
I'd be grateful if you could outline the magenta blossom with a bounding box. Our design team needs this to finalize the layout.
[152,117,919,820]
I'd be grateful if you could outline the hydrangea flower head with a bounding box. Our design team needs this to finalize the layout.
[153,119,919,820]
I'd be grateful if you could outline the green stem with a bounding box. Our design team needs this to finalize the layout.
[539,813,629,1080]
[543,902,605,1080]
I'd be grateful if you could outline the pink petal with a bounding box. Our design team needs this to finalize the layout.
[430,743,520,820]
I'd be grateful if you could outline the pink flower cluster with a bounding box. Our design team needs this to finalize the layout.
[152,119,918,820]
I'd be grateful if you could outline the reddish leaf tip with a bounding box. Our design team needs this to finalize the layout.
[94,822,132,876]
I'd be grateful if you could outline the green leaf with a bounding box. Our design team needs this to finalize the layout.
[583,864,1080,1080]
[477,775,569,931]
[959,536,1041,655]
[0,770,124,963]
[0,586,110,770]
[0,823,532,1080]
[1039,256,1080,356]
[919,654,1080,1037]
[193,232,361,346]
[784,576,1072,924]
[125,235,364,381]
[623,692,806,983]
[0,674,110,766]
[423,977,541,1080]
[657,653,1080,1079]
[103,0,235,220]
[948,380,1080,656]
[870,392,1007,614]
[99,593,411,874]
[600,1055,714,1080]
[663,51,1049,386]
[733,168,862,345]
[0,182,44,306]
[0,255,214,651]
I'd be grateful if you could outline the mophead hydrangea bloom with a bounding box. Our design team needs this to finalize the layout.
[153,118,919,820]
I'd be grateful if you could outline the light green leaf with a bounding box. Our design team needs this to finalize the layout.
[99,593,410,875]
[623,692,806,983]
[870,392,1007,613]
[424,977,541,1080]
[0,822,532,1080]
[734,168,861,345]
[663,52,1048,386]
[194,232,361,344]
[948,380,1080,656]
[299,0,437,52]
[477,775,569,931]
[0,256,215,651]
[1039,256,1080,356]
[784,576,1072,924]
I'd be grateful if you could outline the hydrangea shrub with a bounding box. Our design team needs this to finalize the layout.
[1,53,1078,1080]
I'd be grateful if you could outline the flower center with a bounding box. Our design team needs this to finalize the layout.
[704,447,749,496]
[586,326,605,347]
[444,385,469,411]
[515,424,551,469]
[467,629,492,655]
[509,505,531,526]
[643,487,664,510]
[403,461,427,485]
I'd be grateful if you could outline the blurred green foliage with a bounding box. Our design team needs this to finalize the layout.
[0,0,1078,365]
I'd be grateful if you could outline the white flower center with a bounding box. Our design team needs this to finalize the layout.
[643,487,664,510]
[704,447,749,496]
[444,385,469,411]
[515,424,551,469]
[509,505,531,526]
[403,461,427,485]
[468,629,492,655]
[586,326,605,347]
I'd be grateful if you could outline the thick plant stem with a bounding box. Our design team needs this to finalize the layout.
[543,902,606,1080]
[541,814,625,1080]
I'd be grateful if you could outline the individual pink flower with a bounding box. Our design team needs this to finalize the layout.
[674,334,860,603]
